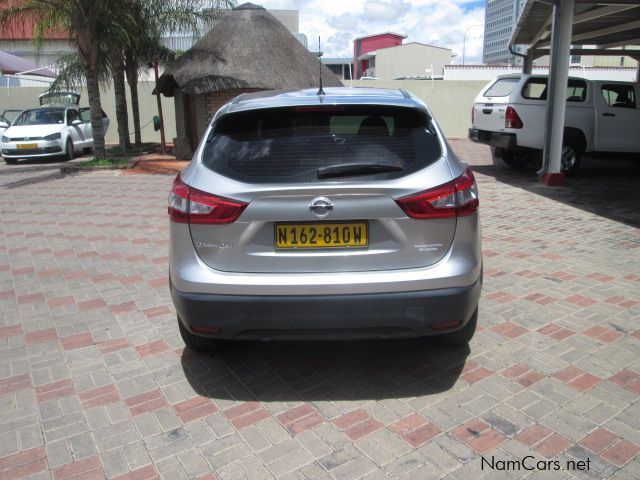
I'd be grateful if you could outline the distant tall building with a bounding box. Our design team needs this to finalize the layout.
[482,0,527,65]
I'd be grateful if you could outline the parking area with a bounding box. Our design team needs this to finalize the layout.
[0,139,638,480]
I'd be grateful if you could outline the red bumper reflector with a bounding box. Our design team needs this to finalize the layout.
[191,325,222,334]
[431,320,462,330]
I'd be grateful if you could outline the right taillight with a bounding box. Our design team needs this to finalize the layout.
[505,106,523,129]
[395,167,479,219]
[168,174,247,224]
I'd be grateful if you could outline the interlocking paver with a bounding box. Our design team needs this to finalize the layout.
[0,140,638,478]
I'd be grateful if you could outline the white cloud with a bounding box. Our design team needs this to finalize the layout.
[259,0,487,64]
[363,0,408,22]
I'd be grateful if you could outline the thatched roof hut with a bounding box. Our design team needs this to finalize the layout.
[156,2,343,157]
[156,2,341,96]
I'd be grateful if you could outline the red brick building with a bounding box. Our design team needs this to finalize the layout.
[353,32,406,79]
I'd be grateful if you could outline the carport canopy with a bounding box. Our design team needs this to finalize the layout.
[507,0,640,184]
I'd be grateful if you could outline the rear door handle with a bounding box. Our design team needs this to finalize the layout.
[603,113,615,117]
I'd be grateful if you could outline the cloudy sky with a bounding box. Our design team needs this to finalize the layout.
[259,0,486,64]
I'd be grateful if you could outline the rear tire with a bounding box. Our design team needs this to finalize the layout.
[4,158,17,164]
[178,317,223,352]
[502,150,531,169]
[560,142,582,175]
[435,308,478,346]
[83,146,94,155]
[65,139,75,161]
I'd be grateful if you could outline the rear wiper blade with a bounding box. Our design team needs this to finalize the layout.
[317,162,403,179]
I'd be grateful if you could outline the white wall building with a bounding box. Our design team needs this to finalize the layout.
[359,43,454,80]
[443,64,638,81]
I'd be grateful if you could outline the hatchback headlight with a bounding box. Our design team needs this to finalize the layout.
[44,132,62,141]
[1,135,8,143]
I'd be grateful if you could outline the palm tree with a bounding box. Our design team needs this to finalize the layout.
[0,0,132,158]
[124,0,235,146]
[49,42,132,154]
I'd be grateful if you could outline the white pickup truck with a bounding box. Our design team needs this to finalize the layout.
[468,74,640,174]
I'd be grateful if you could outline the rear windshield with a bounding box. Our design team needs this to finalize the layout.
[522,77,587,102]
[483,78,519,97]
[202,106,442,183]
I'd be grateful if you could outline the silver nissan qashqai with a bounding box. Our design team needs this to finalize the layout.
[169,87,482,351]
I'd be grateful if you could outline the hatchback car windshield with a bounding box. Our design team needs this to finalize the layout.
[202,105,442,183]
[13,108,65,126]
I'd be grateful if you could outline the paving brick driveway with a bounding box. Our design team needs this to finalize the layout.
[1,140,638,480]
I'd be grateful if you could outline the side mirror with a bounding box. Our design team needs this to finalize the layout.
[0,121,9,128]
[71,119,82,126]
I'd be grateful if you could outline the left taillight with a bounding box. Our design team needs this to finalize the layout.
[168,174,247,224]
[395,167,479,219]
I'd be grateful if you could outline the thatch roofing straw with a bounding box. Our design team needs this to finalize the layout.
[155,2,343,96]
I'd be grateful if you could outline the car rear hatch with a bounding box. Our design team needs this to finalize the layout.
[472,76,521,132]
[175,105,475,274]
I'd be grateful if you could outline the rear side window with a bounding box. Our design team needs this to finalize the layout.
[601,84,636,108]
[522,78,587,102]
[483,78,519,97]
[202,106,441,183]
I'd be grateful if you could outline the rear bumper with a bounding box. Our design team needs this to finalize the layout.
[172,274,482,340]
[468,128,517,150]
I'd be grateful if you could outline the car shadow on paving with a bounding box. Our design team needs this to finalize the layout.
[180,340,469,401]
[472,156,640,228]
[1,170,66,189]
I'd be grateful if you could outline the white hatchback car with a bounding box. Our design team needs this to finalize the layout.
[1,105,109,164]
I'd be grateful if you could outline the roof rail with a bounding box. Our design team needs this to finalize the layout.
[399,89,411,99]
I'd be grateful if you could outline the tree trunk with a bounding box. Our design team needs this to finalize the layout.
[125,56,142,146]
[113,54,131,153]
[130,80,141,146]
[86,65,106,159]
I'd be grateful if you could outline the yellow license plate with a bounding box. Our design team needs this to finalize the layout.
[17,143,38,149]
[275,222,368,249]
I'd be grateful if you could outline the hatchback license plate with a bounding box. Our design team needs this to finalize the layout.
[17,143,38,149]
[275,222,368,249]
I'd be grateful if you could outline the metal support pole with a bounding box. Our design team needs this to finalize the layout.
[153,60,167,154]
[523,50,535,74]
[540,0,574,185]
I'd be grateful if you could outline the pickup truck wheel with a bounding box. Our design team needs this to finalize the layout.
[502,150,531,169]
[560,144,582,175]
